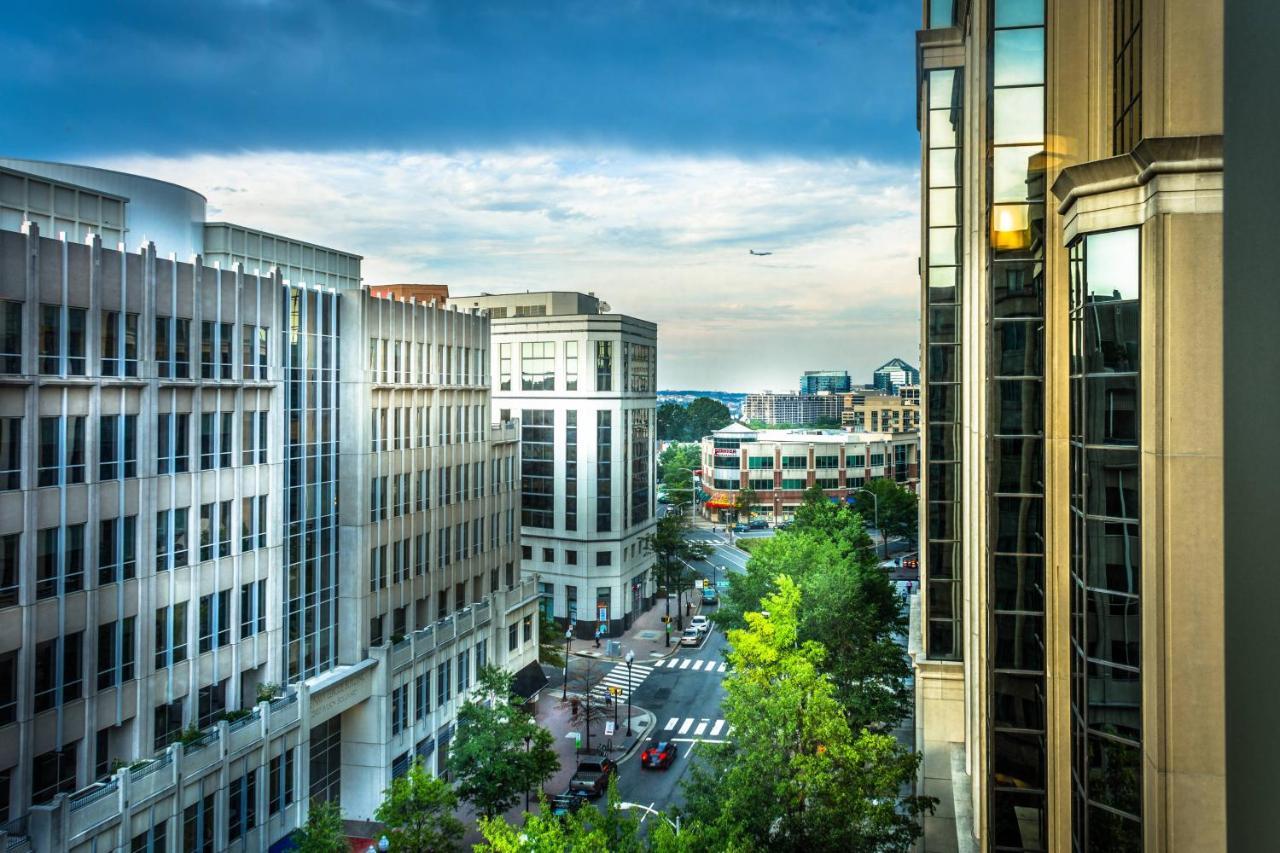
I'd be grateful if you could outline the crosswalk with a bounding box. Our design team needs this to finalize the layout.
[651,657,728,673]
[661,716,732,740]
[587,660,656,705]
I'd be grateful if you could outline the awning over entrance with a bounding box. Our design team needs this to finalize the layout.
[511,660,550,701]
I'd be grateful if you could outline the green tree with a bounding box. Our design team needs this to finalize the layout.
[681,577,933,852]
[644,513,712,634]
[373,758,464,853]
[683,397,732,440]
[291,799,346,853]
[658,443,701,506]
[714,500,911,729]
[539,612,565,668]
[849,477,919,557]
[657,402,690,442]
[732,485,758,523]
[447,666,560,819]
[474,778,645,852]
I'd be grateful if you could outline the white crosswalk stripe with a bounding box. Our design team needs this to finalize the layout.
[661,717,732,740]
[585,661,656,704]
[679,659,690,669]
[653,657,727,673]
[692,660,704,671]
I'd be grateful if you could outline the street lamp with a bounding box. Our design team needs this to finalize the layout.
[848,487,884,558]
[523,728,533,812]
[624,649,635,736]
[562,629,572,701]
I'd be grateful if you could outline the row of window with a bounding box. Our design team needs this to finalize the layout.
[0,302,271,380]
[368,337,484,386]
[500,340,637,393]
[369,403,489,450]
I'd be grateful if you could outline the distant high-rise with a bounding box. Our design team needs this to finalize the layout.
[798,370,851,395]
[871,358,919,394]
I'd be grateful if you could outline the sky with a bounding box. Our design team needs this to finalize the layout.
[2,0,921,391]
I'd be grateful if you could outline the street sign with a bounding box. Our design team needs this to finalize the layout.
[695,579,704,589]
[605,721,616,737]
[598,606,608,622]
[609,686,621,697]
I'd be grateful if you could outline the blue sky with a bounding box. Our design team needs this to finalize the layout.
[3,0,921,390]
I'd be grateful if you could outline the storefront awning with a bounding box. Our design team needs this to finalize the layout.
[705,498,734,509]
[511,660,550,701]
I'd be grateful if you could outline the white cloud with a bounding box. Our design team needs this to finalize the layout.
[100,148,920,390]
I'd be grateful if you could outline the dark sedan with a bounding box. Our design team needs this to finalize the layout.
[640,739,678,770]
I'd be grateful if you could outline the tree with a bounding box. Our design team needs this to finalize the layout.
[645,513,712,634]
[658,443,701,509]
[475,779,645,852]
[680,577,933,852]
[291,799,346,853]
[732,485,758,523]
[849,477,919,557]
[657,402,690,442]
[539,612,565,668]
[448,666,560,819]
[683,397,732,440]
[373,758,464,853]
[567,657,611,752]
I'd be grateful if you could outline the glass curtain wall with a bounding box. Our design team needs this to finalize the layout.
[925,66,964,660]
[988,1,1048,849]
[1069,228,1142,851]
[283,285,340,681]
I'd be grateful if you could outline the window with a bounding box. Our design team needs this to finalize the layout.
[0,533,17,608]
[34,632,82,712]
[154,602,189,669]
[154,700,184,750]
[156,507,190,570]
[242,494,268,552]
[241,579,267,638]
[597,411,613,531]
[219,412,233,468]
[269,749,295,815]
[157,412,190,474]
[97,514,137,585]
[0,301,21,373]
[228,768,258,840]
[196,680,227,727]
[629,410,651,526]
[626,343,654,392]
[565,340,578,390]
[520,341,555,391]
[95,614,135,686]
[416,673,430,719]
[508,622,518,652]
[499,343,511,390]
[391,684,409,735]
[31,742,78,804]
[523,614,533,643]
[0,651,15,725]
[100,311,139,377]
[38,415,86,485]
[243,325,269,380]
[38,304,86,375]
[596,551,612,567]
[98,414,137,480]
[521,410,554,528]
[199,590,232,653]
[0,417,18,489]
[36,523,84,599]
[1112,0,1143,154]
[747,456,773,470]
[595,340,613,391]
[183,792,216,853]
[131,817,167,853]
[201,321,215,378]
[437,659,452,703]
[457,649,470,694]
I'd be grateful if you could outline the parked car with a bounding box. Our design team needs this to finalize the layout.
[701,586,719,605]
[749,518,768,530]
[569,756,618,799]
[732,523,749,533]
[776,521,793,531]
[680,626,702,647]
[640,739,679,770]
[689,614,710,634]
[550,790,592,819]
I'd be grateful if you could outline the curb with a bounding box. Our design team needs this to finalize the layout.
[615,705,658,764]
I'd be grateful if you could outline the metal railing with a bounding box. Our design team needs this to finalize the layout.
[129,751,172,779]
[227,711,260,732]
[269,691,298,712]
[69,780,118,813]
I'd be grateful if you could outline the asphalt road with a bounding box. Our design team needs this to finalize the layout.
[614,622,730,817]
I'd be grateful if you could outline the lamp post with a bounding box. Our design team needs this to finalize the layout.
[523,729,533,812]
[848,487,884,558]
[562,629,572,701]
[625,649,635,736]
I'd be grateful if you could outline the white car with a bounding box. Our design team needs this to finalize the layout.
[689,615,710,635]
[679,627,702,647]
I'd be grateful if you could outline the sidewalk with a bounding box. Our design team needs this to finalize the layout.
[572,592,705,665]
[457,688,657,846]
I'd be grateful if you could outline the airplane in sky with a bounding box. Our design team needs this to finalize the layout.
[748,249,773,256]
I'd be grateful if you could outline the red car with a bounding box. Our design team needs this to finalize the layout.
[640,739,678,770]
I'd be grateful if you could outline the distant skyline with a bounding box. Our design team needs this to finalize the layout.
[4,0,920,390]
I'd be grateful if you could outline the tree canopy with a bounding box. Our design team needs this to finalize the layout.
[373,758,464,853]
[447,666,560,819]
[291,799,346,853]
[658,397,732,441]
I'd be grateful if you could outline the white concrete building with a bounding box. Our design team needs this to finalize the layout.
[457,292,658,637]
[0,161,540,852]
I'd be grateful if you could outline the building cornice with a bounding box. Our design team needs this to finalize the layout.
[1050,135,1223,215]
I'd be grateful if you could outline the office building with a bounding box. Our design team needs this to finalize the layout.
[0,161,539,851]
[696,423,917,522]
[741,391,842,425]
[912,3,1224,852]
[798,370,852,396]
[871,358,920,394]
[457,292,658,638]
[840,389,921,433]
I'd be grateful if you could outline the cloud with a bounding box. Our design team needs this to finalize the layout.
[99,147,920,390]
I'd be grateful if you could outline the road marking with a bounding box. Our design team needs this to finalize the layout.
[671,737,728,745]
[694,720,708,736]
[717,661,727,672]
[692,660,704,671]
[678,718,693,735]
[679,659,690,670]
[710,719,725,736]
[664,717,678,731]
